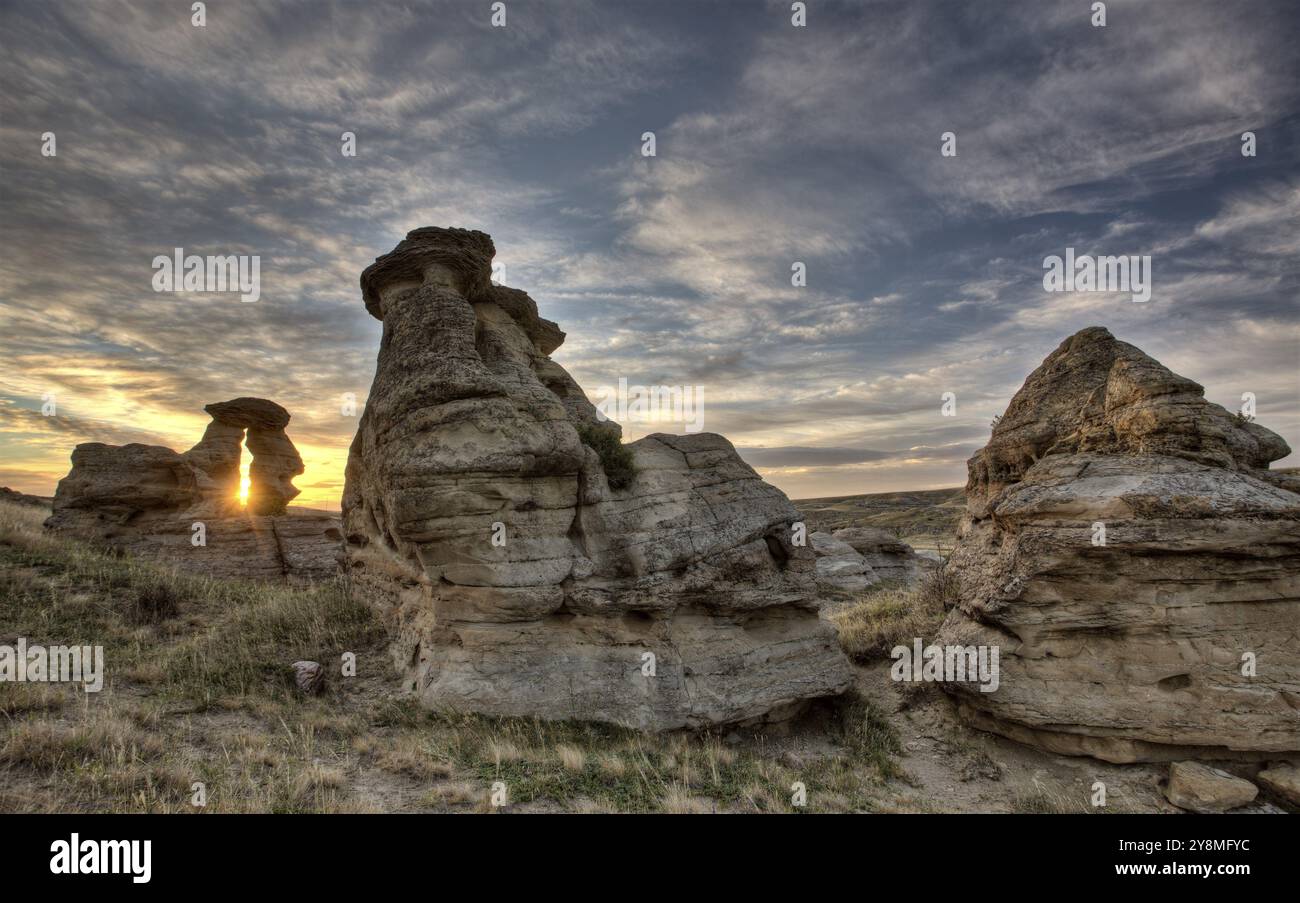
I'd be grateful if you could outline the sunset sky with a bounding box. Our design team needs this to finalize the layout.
[1,0,1297,509]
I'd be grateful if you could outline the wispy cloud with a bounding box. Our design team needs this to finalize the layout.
[1,0,1295,504]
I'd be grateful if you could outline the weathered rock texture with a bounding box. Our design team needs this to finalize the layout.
[831,527,921,583]
[342,227,851,730]
[1162,761,1258,813]
[810,531,877,593]
[1256,762,1300,807]
[203,398,304,515]
[292,660,326,696]
[45,399,337,581]
[939,327,1300,763]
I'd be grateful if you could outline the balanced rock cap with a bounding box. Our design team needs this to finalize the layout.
[204,397,292,430]
[360,226,496,320]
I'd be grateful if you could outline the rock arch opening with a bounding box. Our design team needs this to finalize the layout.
[190,397,304,516]
[45,396,335,581]
[237,433,253,507]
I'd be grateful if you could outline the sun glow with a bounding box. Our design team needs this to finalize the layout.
[237,450,251,506]
[4,394,351,511]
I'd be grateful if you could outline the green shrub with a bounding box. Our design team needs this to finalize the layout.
[576,423,636,490]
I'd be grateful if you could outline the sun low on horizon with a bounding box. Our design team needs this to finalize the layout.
[0,395,353,512]
[237,454,251,508]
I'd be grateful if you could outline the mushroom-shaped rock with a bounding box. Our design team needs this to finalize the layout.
[45,400,336,581]
[360,226,497,319]
[204,397,292,431]
[343,227,851,730]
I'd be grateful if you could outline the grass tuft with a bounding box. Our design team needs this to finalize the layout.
[126,579,183,624]
[829,559,958,662]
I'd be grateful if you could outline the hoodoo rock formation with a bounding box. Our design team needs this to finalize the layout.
[810,531,878,593]
[45,398,337,580]
[201,398,304,515]
[938,327,1300,763]
[342,227,851,730]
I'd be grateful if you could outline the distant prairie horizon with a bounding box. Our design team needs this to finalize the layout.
[2,0,1297,508]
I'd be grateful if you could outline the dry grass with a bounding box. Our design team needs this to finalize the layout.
[0,682,71,718]
[374,735,454,780]
[0,500,49,544]
[556,743,586,772]
[1008,784,1097,815]
[125,579,183,625]
[1,714,166,771]
[661,784,713,813]
[829,558,958,663]
[486,737,524,766]
[0,499,907,814]
[596,752,627,777]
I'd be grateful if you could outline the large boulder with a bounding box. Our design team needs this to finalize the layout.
[45,399,336,581]
[810,531,877,593]
[831,526,920,583]
[938,327,1300,763]
[44,442,203,526]
[342,227,851,730]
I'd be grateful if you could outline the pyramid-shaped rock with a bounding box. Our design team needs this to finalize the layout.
[938,327,1300,762]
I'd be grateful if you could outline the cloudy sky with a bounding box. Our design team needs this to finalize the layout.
[1,0,1297,508]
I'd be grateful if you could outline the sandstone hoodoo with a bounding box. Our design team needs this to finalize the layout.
[342,227,851,730]
[938,327,1300,763]
[45,398,337,580]
[201,397,305,515]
